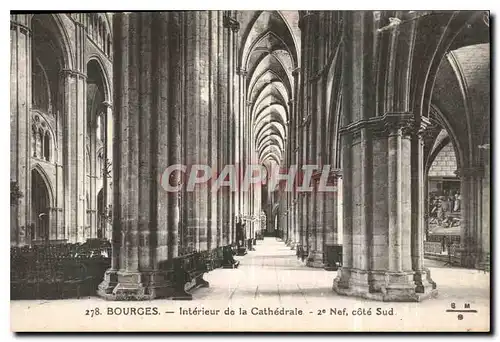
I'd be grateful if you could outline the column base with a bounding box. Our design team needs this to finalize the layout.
[171,274,210,300]
[413,268,438,294]
[306,250,324,268]
[97,269,173,301]
[289,241,296,250]
[332,268,438,302]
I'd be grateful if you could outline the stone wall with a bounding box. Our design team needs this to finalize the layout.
[428,143,457,178]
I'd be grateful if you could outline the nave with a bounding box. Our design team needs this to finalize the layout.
[11,237,490,331]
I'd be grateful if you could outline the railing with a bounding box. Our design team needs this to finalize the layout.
[424,241,443,255]
[423,242,461,266]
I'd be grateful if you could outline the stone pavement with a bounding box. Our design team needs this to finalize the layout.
[11,238,490,332]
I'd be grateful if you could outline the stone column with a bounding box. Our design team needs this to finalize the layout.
[182,11,211,253]
[324,170,341,248]
[207,11,220,252]
[101,101,113,240]
[223,12,239,247]
[297,14,312,256]
[307,67,324,267]
[331,11,437,302]
[215,11,225,249]
[459,166,487,268]
[333,115,437,301]
[98,12,184,300]
[304,119,313,257]
[291,70,300,250]
[61,67,87,243]
[48,207,57,240]
[307,173,324,267]
[481,157,490,267]
[88,109,98,239]
[10,14,32,246]
[167,12,183,260]
[221,16,232,247]
[410,121,437,293]
[57,14,88,243]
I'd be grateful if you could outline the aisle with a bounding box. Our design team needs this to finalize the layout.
[197,237,334,304]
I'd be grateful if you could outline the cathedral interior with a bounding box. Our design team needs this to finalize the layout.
[10,11,490,303]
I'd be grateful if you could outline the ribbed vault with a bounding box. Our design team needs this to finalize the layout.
[242,10,298,168]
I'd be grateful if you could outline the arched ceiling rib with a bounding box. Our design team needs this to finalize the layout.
[240,11,298,70]
[260,145,282,162]
[254,96,286,116]
[254,104,288,126]
[248,61,292,102]
[241,11,298,166]
[254,121,286,144]
[251,82,289,111]
[258,134,285,152]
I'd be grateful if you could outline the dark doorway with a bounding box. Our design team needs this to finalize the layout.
[31,169,50,242]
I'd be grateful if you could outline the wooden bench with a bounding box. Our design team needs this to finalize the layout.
[323,245,343,271]
[246,238,254,251]
[10,243,111,300]
[301,247,309,262]
[221,245,240,269]
[296,244,308,261]
[209,247,224,270]
[170,252,210,300]
[295,244,302,259]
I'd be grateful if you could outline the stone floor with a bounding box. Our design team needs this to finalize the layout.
[11,238,490,332]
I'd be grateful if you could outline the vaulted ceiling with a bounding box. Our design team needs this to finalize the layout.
[238,11,299,169]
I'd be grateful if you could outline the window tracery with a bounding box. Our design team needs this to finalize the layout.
[85,13,111,57]
[31,113,54,162]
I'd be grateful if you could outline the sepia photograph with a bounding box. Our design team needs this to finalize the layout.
[8,9,491,332]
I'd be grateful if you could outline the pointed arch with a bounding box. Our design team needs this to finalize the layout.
[87,56,112,103]
[32,14,74,70]
[31,163,55,208]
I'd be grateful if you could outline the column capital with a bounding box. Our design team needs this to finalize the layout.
[339,113,431,139]
[101,101,113,111]
[420,122,441,146]
[223,15,240,32]
[329,168,343,178]
[298,11,317,30]
[236,68,247,77]
[311,168,342,181]
[292,68,301,77]
[400,116,431,138]
[10,20,31,35]
[11,15,32,33]
[311,171,322,181]
[71,13,86,27]
[60,68,87,79]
